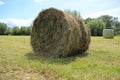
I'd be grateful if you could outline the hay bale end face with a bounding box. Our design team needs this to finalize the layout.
[103,29,114,39]
[31,8,91,57]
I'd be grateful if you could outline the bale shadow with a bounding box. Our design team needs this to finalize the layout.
[25,52,89,65]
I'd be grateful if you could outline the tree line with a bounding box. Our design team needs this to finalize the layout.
[0,23,32,35]
[65,10,120,36]
[85,15,120,36]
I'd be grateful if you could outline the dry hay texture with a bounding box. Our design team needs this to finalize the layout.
[31,8,91,57]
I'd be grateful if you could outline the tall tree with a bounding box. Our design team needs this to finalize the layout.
[84,18,94,24]
[87,19,105,36]
[26,26,32,35]
[114,21,120,35]
[20,26,27,35]
[5,27,12,35]
[0,22,7,35]
[19,26,32,35]
[99,15,113,29]
[85,15,120,35]
[64,9,82,20]
[12,26,20,35]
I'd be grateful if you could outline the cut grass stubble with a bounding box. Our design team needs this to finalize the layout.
[0,36,120,80]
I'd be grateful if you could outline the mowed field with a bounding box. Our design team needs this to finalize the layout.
[0,36,120,80]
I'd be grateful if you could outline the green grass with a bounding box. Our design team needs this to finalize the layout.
[0,36,120,80]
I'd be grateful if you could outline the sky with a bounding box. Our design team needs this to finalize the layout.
[0,0,120,27]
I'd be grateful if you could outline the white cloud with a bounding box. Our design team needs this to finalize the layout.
[33,0,48,3]
[0,0,5,5]
[83,8,120,19]
[0,18,34,27]
[34,0,40,3]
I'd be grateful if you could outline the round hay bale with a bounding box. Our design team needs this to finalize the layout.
[31,8,91,57]
[103,29,114,39]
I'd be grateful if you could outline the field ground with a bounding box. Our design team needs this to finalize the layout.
[0,36,120,80]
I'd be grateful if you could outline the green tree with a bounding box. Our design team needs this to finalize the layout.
[26,26,32,35]
[85,15,120,35]
[0,22,7,35]
[12,26,20,35]
[20,26,27,35]
[64,9,82,20]
[84,18,94,24]
[87,19,105,36]
[19,26,32,35]
[114,21,120,35]
[98,15,113,29]
[5,27,12,35]
[111,17,120,35]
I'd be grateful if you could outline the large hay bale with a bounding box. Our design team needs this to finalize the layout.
[31,8,91,57]
[103,29,114,39]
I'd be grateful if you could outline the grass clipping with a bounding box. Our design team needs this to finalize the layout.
[31,8,91,57]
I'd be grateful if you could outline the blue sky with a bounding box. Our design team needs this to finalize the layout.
[0,0,120,27]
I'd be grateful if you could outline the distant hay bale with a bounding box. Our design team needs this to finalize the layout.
[31,8,91,57]
[103,29,114,39]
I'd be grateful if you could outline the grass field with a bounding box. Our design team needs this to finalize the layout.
[0,36,120,80]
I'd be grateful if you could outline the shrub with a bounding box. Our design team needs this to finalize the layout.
[86,19,105,36]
